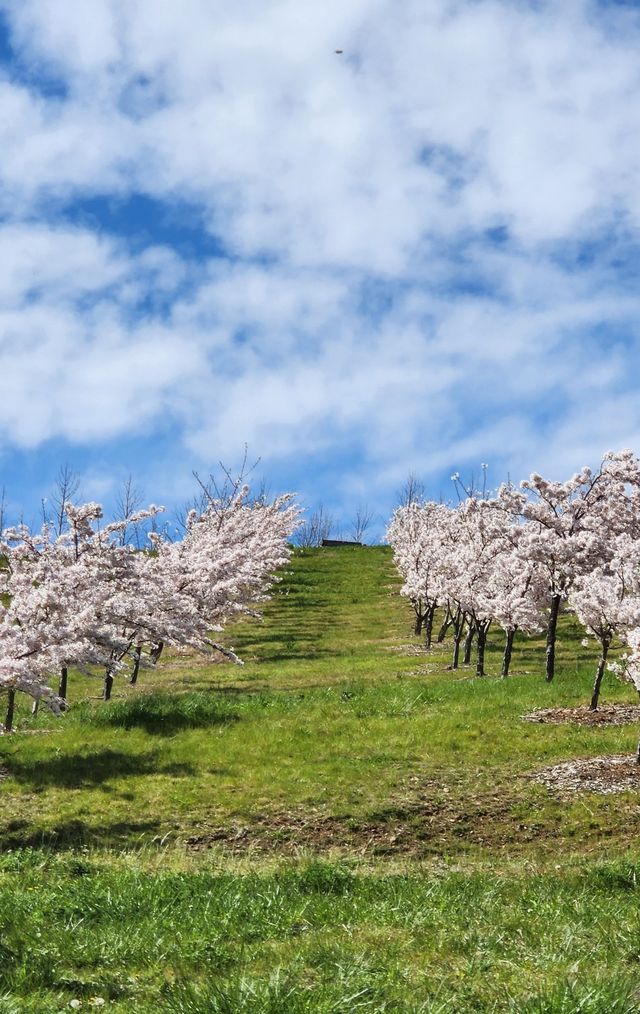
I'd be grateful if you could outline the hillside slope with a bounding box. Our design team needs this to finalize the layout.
[1,544,639,853]
[1,547,640,1011]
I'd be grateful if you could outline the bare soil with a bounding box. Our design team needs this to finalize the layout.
[387,643,433,656]
[523,705,640,726]
[531,755,640,795]
[183,777,534,856]
[406,665,447,676]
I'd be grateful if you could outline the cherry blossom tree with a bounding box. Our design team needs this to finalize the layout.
[493,451,640,682]
[388,498,503,674]
[611,627,640,762]
[387,449,640,693]
[88,488,298,698]
[570,535,640,710]
[386,501,448,645]
[432,505,472,670]
[389,494,550,678]
[0,502,166,721]
[138,488,299,680]
[0,486,299,726]
[437,499,515,677]
[484,549,546,677]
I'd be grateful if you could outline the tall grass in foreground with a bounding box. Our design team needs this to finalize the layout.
[1,853,640,1012]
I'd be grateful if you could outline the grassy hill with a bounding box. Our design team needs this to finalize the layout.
[1,546,640,1012]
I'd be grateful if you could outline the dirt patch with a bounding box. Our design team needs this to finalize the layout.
[184,783,523,857]
[185,813,413,855]
[532,755,640,795]
[387,643,434,656]
[406,664,447,676]
[523,705,640,726]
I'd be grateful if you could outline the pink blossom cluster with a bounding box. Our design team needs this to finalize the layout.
[0,490,299,715]
[387,495,546,677]
[387,450,640,694]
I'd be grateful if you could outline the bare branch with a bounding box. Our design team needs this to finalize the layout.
[350,504,375,543]
[50,464,81,536]
[396,473,425,507]
[114,475,145,547]
[295,504,334,547]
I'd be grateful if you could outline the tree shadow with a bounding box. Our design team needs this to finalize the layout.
[231,630,324,646]
[263,648,333,663]
[281,596,331,606]
[7,748,198,789]
[0,817,164,851]
[79,693,240,736]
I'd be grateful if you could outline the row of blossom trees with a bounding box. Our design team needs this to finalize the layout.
[387,450,640,722]
[0,487,299,730]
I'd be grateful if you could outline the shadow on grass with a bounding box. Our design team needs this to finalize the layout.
[7,748,197,788]
[231,630,325,647]
[260,648,334,663]
[271,597,332,608]
[76,692,240,736]
[229,633,334,663]
[0,817,163,851]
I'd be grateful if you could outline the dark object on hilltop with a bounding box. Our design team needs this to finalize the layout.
[321,539,363,547]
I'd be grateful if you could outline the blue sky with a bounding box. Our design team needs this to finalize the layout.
[1,0,640,539]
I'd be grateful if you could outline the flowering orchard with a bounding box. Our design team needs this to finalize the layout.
[0,488,299,730]
[387,450,640,731]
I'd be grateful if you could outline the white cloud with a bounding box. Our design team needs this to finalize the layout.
[0,0,640,505]
[2,0,638,260]
[0,222,205,446]
[0,223,128,303]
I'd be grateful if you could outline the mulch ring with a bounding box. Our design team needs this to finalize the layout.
[523,705,640,726]
[531,755,640,795]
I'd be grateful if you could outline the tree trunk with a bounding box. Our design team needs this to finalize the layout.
[478,624,488,673]
[452,632,462,669]
[437,607,453,643]
[545,594,562,683]
[451,611,464,670]
[476,624,488,677]
[4,689,15,733]
[150,641,164,665]
[58,666,68,701]
[502,628,515,678]
[589,638,610,711]
[130,646,142,686]
[413,600,424,637]
[424,603,436,649]
[463,625,475,665]
[104,668,114,701]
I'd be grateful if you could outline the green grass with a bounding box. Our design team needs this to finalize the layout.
[1,546,640,1011]
[1,852,640,1012]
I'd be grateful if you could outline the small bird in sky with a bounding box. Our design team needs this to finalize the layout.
[335,49,343,54]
